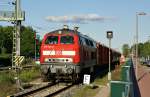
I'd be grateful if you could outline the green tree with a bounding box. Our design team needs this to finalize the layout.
[138,43,144,57]
[122,44,130,57]
[0,26,13,54]
[20,26,35,57]
[3,26,13,53]
[0,26,36,57]
[130,41,150,58]
[143,42,150,57]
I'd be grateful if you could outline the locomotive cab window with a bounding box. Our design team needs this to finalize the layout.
[60,36,74,44]
[45,36,58,44]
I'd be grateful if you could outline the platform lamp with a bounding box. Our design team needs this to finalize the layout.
[135,12,146,78]
[106,31,113,81]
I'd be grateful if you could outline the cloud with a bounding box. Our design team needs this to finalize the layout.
[45,14,116,24]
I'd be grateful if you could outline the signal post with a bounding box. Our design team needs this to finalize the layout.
[0,0,25,90]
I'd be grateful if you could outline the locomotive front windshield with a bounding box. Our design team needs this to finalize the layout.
[60,36,74,44]
[45,36,58,44]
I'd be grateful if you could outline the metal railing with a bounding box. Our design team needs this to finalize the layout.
[110,59,134,97]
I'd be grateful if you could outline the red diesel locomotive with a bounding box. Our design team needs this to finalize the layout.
[40,25,121,82]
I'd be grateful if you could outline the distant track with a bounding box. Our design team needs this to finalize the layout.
[0,65,36,71]
[0,66,11,71]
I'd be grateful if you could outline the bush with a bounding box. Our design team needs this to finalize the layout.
[19,67,40,82]
[0,71,14,84]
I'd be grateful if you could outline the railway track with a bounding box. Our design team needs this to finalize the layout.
[10,82,75,97]
[0,66,11,71]
[0,65,36,71]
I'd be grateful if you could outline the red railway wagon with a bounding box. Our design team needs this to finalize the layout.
[40,25,121,82]
[97,43,121,66]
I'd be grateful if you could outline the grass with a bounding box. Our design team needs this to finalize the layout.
[0,71,16,97]
[0,71,14,83]
[19,66,41,82]
[72,68,108,97]
[72,65,122,97]
[72,85,101,97]
[0,66,41,97]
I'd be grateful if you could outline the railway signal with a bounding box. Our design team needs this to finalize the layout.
[0,0,25,66]
[0,0,25,90]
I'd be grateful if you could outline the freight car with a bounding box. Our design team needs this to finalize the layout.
[40,25,121,82]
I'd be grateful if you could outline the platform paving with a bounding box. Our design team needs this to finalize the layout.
[94,84,110,97]
[94,60,150,97]
[136,65,150,97]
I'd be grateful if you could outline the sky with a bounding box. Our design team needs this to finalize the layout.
[0,0,150,52]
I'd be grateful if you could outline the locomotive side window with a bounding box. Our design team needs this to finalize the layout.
[81,37,86,46]
[93,42,96,48]
[89,40,94,47]
[85,38,90,46]
[45,36,58,44]
[60,36,74,44]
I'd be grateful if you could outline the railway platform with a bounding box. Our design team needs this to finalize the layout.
[94,84,110,97]
[135,63,150,97]
[122,58,150,97]
[94,58,150,97]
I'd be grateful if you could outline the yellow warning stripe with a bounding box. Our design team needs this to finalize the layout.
[13,56,24,66]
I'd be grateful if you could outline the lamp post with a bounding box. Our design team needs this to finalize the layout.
[107,31,113,81]
[135,12,146,78]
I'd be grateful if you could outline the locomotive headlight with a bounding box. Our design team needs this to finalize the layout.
[44,58,49,62]
[65,58,73,62]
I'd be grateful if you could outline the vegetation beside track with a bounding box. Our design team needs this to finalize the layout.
[0,71,15,96]
[0,65,41,97]
[72,64,122,97]
[19,66,41,82]
[72,85,101,97]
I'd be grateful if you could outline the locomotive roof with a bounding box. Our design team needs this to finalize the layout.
[45,28,121,55]
[47,28,96,42]
[47,29,78,34]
